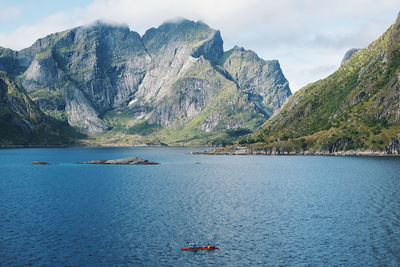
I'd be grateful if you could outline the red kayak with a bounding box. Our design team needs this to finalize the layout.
[180,247,219,251]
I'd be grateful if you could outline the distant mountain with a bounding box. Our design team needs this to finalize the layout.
[340,48,361,65]
[0,19,291,146]
[219,13,400,155]
[220,46,290,116]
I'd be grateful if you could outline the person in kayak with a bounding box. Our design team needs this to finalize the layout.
[207,244,211,249]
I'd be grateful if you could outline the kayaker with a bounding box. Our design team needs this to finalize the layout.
[207,244,211,249]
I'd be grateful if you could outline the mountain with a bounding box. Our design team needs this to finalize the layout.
[220,46,290,116]
[0,72,81,146]
[340,48,360,65]
[218,13,400,155]
[0,19,291,146]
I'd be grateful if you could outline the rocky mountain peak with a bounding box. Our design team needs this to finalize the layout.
[73,20,134,42]
[391,12,400,41]
[341,48,360,65]
[221,46,290,114]
[156,18,213,34]
[143,18,217,45]
[82,20,130,31]
[227,46,261,61]
[232,45,245,52]
[142,18,223,63]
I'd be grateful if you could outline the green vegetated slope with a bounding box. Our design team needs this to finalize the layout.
[237,13,400,153]
[0,72,82,146]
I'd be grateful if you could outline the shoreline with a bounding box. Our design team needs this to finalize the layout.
[0,144,214,149]
[191,149,400,157]
[2,145,399,157]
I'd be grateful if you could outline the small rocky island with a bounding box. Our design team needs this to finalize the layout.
[78,157,159,165]
[32,161,51,165]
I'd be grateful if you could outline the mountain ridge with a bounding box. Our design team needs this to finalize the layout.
[0,18,291,146]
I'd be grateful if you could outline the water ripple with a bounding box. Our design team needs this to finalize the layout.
[0,149,399,266]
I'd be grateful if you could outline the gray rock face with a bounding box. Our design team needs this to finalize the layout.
[221,46,291,116]
[341,48,361,65]
[133,20,225,127]
[13,21,151,134]
[386,139,400,154]
[0,47,26,75]
[145,56,231,128]
[0,19,292,142]
[63,83,108,134]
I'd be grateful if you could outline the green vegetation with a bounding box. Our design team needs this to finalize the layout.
[35,49,52,60]
[29,89,67,120]
[83,130,164,147]
[226,128,252,138]
[126,121,162,136]
[239,16,400,153]
[29,88,63,101]
[102,110,135,130]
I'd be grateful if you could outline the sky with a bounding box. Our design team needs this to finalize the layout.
[0,0,398,92]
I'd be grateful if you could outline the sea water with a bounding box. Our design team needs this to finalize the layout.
[0,147,399,266]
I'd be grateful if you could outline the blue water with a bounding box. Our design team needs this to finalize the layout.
[0,147,399,266]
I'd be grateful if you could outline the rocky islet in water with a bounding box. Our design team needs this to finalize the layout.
[32,161,51,165]
[78,157,159,165]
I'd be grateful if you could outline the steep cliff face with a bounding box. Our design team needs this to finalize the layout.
[0,47,26,75]
[154,56,267,144]
[15,22,151,134]
[0,72,80,145]
[130,19,225,127]
[239,13,400,154]
[221,46,291,116]
[20,22,149,108]
[0,19,291,145]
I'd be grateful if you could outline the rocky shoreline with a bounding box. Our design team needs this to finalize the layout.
[191,147,400,157]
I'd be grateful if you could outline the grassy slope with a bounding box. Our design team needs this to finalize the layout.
[237,14,400,153]
[85,110,164,146]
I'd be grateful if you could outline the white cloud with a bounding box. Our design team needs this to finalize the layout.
[0,0,398,92]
